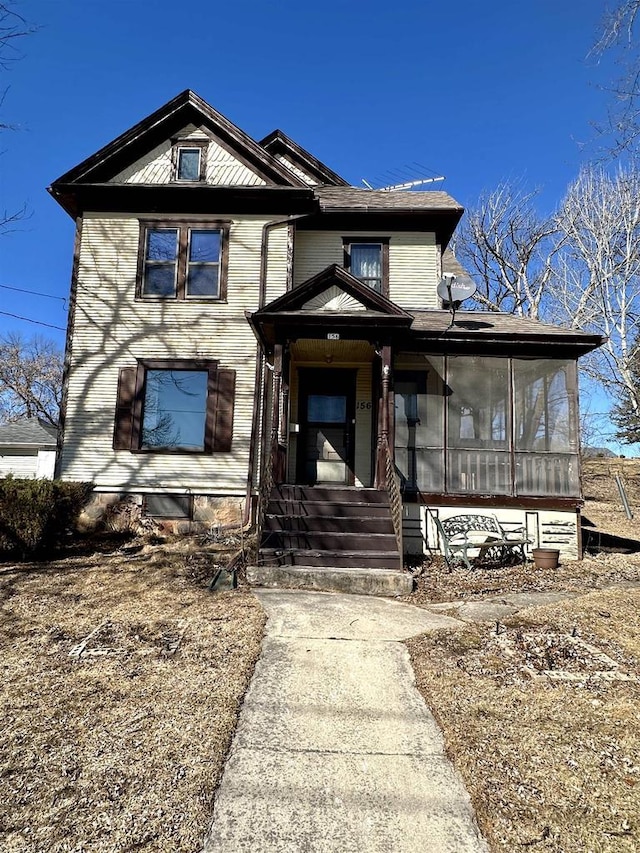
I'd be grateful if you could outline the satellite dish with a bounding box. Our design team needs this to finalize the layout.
[437,273,477,305]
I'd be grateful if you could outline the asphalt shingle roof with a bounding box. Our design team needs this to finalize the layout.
[0,418,57,447]
[314,186,463,212]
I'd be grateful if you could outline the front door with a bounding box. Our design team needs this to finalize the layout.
[297,368,356,485]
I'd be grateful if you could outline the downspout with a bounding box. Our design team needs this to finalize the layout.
[243,213,308,527]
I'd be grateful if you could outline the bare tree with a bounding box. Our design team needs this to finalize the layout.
[592,0,640,155]
[551,166,640,435]
[453,180,559,318]
[0,333,63,425]
[1,2,34,231]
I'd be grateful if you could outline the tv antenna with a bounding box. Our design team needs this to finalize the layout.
[436,272,477,327]
[361,162,445,192]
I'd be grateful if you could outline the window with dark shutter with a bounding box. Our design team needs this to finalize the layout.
[115,360,235,454]
[113,366,137,449]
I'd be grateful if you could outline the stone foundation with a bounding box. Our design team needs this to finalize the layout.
[78,492,247,535]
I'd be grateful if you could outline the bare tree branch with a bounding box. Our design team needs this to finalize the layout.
[0,333,63,425]
[591,0,640,155]
[452,180,559,318]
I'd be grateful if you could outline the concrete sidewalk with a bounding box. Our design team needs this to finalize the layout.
[203,590,489,853]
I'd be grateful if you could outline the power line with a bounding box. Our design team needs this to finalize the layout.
[0,283,67,304]
[0,310,66,331]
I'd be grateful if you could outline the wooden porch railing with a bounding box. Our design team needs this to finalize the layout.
[382,439,404,562]
[256,439,286,553]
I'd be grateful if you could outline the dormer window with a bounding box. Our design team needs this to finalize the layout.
[343,237,389,296]
[172,140,208,182]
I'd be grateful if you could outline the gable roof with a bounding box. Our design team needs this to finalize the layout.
[260,129,350,187]
[50,90,308,188]
[0,418,57,448]
[257,264,412,316]
[248,264,413,347]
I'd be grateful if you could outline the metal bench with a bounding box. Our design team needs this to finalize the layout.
[430,512,530,570]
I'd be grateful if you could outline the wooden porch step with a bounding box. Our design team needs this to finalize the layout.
[264,514,394,534]
[261,531,398,551]
[267,500,392,518]
[271,485,390,504]
[259,548,402,570]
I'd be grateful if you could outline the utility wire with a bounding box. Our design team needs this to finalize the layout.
[0,310,66,331]
[0,283,67,304]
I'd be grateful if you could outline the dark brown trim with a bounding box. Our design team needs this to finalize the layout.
[54,216,83,478]
[170,138,208,182]
[411,493,582,510]
[136,220,230,302]
[342,236,390,297]
[297,211,462,246]
[50,89,307,187]
[48,183,316,220]
[259,128,350,186]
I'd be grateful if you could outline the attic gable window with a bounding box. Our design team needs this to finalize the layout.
[138,221,229,301]
[343,237,389,295]
[171,139,208,182]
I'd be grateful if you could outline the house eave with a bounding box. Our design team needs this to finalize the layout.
[48,183,317,218]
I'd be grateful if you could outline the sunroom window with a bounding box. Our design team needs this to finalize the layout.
[393,355,579,498]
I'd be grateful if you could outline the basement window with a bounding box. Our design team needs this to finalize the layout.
[144,494,192,518]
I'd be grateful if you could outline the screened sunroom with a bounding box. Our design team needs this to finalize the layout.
[394,355,579,501]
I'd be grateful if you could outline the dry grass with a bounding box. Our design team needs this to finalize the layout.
[0,536,265,853]
[406,459,640,852]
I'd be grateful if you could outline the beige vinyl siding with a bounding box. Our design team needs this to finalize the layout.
[293,230,439,309]
[111,125,267,186]
[264,222,289,304]
[275,154,318,186]
[59,214,270,492]
[0,450,39,478]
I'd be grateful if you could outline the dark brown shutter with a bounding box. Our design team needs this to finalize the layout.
[209,369,236,452]
[113,366,137,450]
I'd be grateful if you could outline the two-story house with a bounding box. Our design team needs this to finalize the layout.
[49,91,602,590]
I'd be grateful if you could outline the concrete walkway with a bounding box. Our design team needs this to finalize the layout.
[203,590,489,853]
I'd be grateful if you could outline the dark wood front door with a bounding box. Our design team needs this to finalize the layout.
[297,368,356,485]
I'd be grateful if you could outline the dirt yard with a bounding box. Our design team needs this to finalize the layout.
[406,458,640,852]
[0,536,265,853]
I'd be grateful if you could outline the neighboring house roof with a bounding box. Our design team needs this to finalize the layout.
[260,129,349,187]
[0,418,58,448]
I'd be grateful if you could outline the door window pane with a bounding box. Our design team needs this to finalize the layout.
[308,395,346,423]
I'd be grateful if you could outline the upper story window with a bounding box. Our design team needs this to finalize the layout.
[343,237,389,295]
[171,139,208,182]
[137,221,229,301]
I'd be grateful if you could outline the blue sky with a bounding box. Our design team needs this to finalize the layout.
[0,0,619,436]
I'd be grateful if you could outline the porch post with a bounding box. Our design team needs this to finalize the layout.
[271,344,286,483]
[375,345,392,487]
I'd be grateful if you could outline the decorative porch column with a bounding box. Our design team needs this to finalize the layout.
[375,345,393,488]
